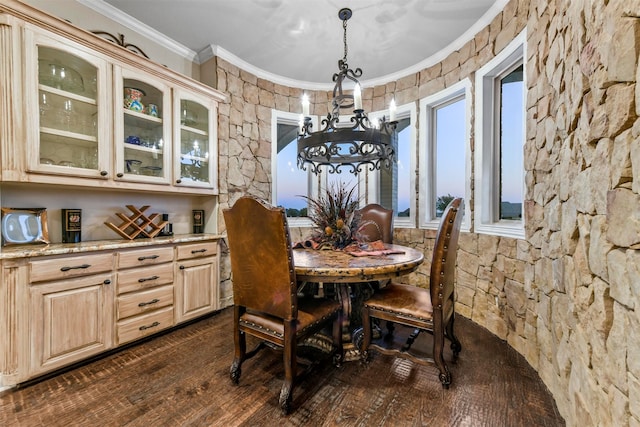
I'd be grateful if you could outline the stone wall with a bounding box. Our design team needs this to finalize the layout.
[215,0,640,425]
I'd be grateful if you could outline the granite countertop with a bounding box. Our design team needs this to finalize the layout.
[0,233,224,260]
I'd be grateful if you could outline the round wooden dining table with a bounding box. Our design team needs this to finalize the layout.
[293,243,424,360]
[293,243,424,282]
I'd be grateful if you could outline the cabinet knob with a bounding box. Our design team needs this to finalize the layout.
[103,279,111,285]
[176,179,182,184]
[116,173,123,177]
[100,170,108,176]
[179,265,185,270]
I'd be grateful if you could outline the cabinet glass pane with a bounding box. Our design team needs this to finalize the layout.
[122,79,166,178]
[179,100,210,183]
[37,47,98,169]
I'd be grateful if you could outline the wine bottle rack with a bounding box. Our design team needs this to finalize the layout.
[105,205,168,239]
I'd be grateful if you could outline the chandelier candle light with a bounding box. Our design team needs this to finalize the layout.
[297,7,397,176]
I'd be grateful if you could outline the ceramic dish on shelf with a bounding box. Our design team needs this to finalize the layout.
[124,87,145,112]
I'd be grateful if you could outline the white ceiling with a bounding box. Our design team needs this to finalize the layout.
[86,0,504,89]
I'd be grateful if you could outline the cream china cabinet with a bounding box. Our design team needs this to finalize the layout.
[0,0,226,389]
[1,1,226,195]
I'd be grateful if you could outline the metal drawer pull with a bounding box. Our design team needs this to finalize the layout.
[60,264,91,272]
[191,248,207,254]
[138,298,160,307]
[139,321,160,331]
[138,275,159,283]
[138,255,160,261]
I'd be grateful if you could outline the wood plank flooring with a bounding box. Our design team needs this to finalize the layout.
[0,307,565,426]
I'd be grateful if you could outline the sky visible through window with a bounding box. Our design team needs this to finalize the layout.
[276,124,307,210]
[396,124,411,214]
[500,71,524,206]
[435,98,465,214]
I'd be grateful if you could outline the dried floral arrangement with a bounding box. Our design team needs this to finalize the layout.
[301,182,360,249]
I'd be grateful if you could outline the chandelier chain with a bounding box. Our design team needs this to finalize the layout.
[342,18,348,64]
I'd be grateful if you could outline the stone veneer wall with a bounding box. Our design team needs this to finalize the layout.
[214,0,640,425]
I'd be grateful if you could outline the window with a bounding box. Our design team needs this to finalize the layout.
[419,79,472,231]
[271,110,318,226]
[367,102,416,228]
[475,30,526,238]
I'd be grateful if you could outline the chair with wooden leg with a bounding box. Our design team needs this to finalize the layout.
[358,198,464,388]
[223,196,343,414]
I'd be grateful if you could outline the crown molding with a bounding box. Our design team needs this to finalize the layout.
[78,0,509,91]
[77,0,198,62]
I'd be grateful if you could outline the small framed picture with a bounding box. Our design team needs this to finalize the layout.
[62,209,82,243]
[192,209,204,234]
[1,207,49,246]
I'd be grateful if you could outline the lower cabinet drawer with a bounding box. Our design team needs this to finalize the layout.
[116,306,173,345]
[117,285,174,320]
[118,262,174,294]
[176,242,217,260]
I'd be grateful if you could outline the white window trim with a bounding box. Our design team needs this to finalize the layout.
[474,29,527,239]
[418,78,472,232]
[271,109,318,228]
[367,102,417,229]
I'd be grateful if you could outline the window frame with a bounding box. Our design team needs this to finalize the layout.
[367,102,417,229]
[418,78,472,231]
[474,29,527,238]
[271,109,319,227]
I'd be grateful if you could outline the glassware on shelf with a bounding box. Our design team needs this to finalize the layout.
[181,106,197,126]
[39,61,84,93]
[39,92,50,127]
[140,165,162,177]
[125,159,141,174]
[58,99,74,131]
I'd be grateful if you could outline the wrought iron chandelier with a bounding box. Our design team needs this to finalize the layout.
[297,8,397,176]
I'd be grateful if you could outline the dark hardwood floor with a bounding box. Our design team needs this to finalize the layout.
[0,307,564,426]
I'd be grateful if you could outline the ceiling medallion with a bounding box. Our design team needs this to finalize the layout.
[297,8,397,176]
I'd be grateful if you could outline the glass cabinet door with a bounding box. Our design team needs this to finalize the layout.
[174,90,217,190]
[114,67,172,184]
[25,29,109,178]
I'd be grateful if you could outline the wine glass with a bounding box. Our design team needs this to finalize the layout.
[38,92,50,127]
[59,99,74,131]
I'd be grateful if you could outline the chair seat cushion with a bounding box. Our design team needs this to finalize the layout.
[364,282,433,322]
[240,297,341,340]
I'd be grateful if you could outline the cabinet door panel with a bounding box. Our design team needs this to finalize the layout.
[114,66,172,184]
[30,273,114,375]
[24,27,110,179]
[175,256,218,323]
[173,89,218,191]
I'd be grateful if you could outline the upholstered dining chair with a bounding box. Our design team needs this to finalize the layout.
[355,203,393,244]
[223,196,343,414]
[358,198,464,388]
